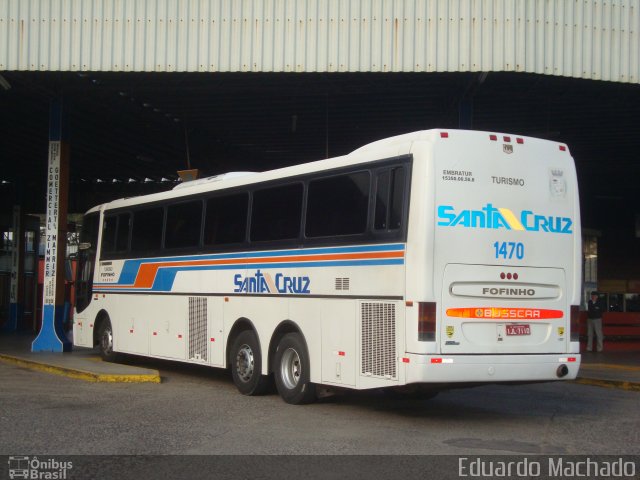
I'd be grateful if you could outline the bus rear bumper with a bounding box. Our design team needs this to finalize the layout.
[404,353,581,384]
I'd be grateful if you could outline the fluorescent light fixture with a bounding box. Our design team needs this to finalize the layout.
[0,74,11,91]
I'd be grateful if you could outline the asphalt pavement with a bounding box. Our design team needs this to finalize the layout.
[576,350,640,391]
[0,332,637,390]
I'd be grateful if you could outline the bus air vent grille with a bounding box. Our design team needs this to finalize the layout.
[335,278,350,290]
[361,302,397,379]
[188,297,208,362]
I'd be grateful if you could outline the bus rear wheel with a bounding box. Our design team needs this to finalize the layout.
[230,330,270,396]
[274,333,316,405]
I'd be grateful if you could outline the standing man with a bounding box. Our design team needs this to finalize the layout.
[587,291,605,352]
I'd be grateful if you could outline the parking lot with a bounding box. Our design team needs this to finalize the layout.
[1,356,638,456]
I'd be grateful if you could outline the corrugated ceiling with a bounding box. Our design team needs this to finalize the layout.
[1,0,638,83]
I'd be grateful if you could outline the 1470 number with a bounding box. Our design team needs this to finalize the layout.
[493,241,524,260]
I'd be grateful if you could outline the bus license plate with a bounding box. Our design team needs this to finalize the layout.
[506,324,531,336]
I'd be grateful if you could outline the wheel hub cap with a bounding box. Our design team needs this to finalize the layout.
[280,348,301,390]
[236,344,254,383]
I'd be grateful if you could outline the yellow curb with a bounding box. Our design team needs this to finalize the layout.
[573,377,640,392]
[0,353,161,384]
[581,363,640,372]
[85,356,106,363]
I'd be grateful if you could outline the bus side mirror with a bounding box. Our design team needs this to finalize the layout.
[78,242,92,250]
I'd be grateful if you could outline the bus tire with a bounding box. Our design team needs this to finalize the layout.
[274,333,316,405]
[98,319,119,362]
[230,330,270,396]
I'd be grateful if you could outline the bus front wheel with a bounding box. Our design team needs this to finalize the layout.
[98,319,119,362]
[230,330,270,396]
[274,333,317,405]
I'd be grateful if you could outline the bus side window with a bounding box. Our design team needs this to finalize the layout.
[374,167,405,232]
[165,200,203,249]
[115,213,130,252]
[305,172,369,238]
[374,171,390,229]
[204,193,248,246]
[131,207,164,253]
[101,216,117,254]
[251,184,303,242]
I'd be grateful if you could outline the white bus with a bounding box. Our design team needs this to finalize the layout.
[73,129,582,404]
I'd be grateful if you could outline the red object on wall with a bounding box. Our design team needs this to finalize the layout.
[579,311,640,351]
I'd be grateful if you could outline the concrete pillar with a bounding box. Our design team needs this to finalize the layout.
[32,98,71,352]
[3,205,24,332]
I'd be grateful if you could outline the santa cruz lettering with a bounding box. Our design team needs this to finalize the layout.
[437,203,572,234]
[233,270,311,294]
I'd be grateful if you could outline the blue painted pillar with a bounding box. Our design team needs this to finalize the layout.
[32,98,71,352]
[3,205,24,332]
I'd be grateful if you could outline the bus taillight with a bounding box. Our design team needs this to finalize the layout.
[570,305,580,341]
[418,302,437,341]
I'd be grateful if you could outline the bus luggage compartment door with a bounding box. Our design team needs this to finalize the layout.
[440,264,567,354]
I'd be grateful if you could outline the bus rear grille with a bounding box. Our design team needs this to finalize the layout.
[361,302,396,379]
[188,297,207,362]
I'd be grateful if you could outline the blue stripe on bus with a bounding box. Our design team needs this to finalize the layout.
[115,243,405,285]
[94,257,405,292]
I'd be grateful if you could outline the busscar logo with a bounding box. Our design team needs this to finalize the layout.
[8,456,73,479]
